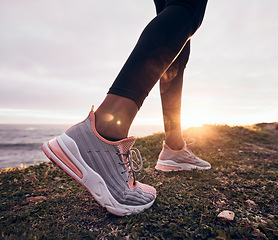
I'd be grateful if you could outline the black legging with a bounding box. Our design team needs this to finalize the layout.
[108,0,208,109]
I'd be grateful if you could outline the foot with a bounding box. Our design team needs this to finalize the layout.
[42,106,156,216]
[155,142,211,172]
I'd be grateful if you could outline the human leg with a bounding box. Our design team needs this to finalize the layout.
[153,1,188,150]
[96,0,208,141]
[157,39,211,172]
[160,41,190,150]
[153,1,211,171]
[42,0,209,215]
[108,0,208,108]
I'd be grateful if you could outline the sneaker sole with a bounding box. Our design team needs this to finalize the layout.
[42,133,155,216]
[155,159,211,172]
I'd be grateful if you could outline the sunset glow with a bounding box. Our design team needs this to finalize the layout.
[0,0,277,135]
[181,105,219,127]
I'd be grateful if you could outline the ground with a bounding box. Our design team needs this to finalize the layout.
[0,123,277,239]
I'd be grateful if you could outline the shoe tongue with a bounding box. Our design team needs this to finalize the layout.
[118,137,135,153]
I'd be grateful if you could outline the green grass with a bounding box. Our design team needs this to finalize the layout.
[1,124,278,239]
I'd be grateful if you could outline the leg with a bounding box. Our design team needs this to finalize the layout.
[160,41,190,150]
[157,42,212,172]
[42,0,209,215]
[96,0,208,140]
[158,53,212,172]
[155,0,189,150]
[154,1,211,171]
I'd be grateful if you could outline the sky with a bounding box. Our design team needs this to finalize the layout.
[0,0,277,133]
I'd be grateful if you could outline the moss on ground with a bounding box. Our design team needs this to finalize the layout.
[0,124,277,239]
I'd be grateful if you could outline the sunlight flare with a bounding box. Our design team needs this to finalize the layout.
[181,105,220,128]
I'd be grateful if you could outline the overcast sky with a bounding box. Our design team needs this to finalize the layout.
[0,0,277,132]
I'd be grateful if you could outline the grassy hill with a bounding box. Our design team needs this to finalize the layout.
[1,123,278,239]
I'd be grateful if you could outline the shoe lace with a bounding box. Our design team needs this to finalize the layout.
[184,138,201,161]
[187,138,195,146]
[117,148,143,185]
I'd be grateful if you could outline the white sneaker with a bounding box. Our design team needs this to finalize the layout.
[155,141,211,172]
[42,107,156,216]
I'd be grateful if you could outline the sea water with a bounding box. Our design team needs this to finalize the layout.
[0,124,69,170]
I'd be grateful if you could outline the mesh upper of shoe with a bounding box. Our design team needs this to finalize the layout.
[65,110,156,206]
[129,180,157,196]
[159,142,210,168]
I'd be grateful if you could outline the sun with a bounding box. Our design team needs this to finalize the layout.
[181,104,221,128]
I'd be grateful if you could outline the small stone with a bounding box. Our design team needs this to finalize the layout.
[25,196,47,203]
[217,210,235,221]
[246,199,256,207]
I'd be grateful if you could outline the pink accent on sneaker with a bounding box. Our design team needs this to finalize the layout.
[128,179,156,197]
[155,163,181,172]
[47,138,83,179]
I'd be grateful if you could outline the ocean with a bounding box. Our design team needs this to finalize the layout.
[0,124,163,170]
[0,124,70,170]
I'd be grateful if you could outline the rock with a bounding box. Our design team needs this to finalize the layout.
[26,196,47,203]
[217,210,235,221]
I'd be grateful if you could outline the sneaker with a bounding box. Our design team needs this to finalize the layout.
[155,142,211,172]
[42,107,156,216]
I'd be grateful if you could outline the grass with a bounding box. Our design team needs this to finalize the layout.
[0,123,277,239]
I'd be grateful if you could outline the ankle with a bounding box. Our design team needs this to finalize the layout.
[165,132,184,150]
[95,112,128,140]
[165,140,185,151]
[94,94,138,140]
